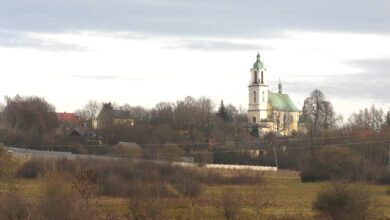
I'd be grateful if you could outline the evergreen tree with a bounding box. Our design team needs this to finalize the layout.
[250,124,259,138]
[216,100,229,122]
[386,110,390,126]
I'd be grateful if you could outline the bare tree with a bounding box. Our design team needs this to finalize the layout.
[84,100,101,120]
[347,105,384,130]
[196,97,216,144]
[302,89,339,134]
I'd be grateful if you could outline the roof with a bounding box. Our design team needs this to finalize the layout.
[108,109,132,119]
[253,53,264,70]
[56,113,79,122]
[268,92,300,112]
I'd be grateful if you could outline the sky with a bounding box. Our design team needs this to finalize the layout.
[0,0,389,120]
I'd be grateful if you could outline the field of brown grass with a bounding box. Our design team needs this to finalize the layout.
[6,166,390,220]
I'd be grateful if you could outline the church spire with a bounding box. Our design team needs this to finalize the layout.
[253,52,264,70]
[278,79,283,94]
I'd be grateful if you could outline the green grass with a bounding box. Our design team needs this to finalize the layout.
[8,169,390,219]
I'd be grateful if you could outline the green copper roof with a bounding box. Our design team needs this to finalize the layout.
[253,52,264,70]
[268,92,300,112]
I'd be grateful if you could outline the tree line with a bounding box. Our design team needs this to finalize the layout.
[0,91,389,168]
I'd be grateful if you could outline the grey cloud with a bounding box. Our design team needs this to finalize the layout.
[0,31,87,51]
[165,40,273,51]
[1,0,390,37]
[73,75,143,81]
[273,58,390,102]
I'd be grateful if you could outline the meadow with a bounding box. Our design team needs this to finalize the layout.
[2,156,390,220]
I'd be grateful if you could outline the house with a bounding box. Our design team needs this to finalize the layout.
[55,112,80,135]
[96,108,134,129]
[247,53,300,136]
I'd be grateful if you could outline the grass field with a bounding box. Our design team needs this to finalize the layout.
[6,168,390,220]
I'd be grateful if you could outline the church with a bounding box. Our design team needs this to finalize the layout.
[247,53,300,136]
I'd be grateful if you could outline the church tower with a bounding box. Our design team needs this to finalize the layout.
[248,52,269,124]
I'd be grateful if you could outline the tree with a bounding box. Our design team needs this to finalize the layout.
[84,100,101,119]
[217,100,229,122]
[0,95,59,144]
[386,109,390,127]
[196,97,216,144]
[302,89,338,134]
[347,105,384,130]
[250,124,259,138]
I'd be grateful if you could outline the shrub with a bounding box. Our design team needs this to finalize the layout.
[0,192,29,220]
[250,184,272,219]
[0,147,15,182]
[313,183,383,220]
[220,188,241,220]
[127,180,163,220]
[37,168,95,220]
[17,157,46,178]
[301,146,360,182]
[172,169,203,199]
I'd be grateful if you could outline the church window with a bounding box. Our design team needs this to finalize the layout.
[283,115,287,123]
[261,71,264,84]
[262,91,265,102]
[253,117,256,123]
[254,71,258,84]
[253,91,257,103]
[290,116,293,123]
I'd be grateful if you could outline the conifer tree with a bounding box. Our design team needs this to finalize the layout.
[216,100,229,122]
[250,124,259,138]
[386,109,390,126]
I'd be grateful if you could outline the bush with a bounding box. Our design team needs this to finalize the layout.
[37,168,95,220]
[0,147,15,182]
[313,183,383,220]
[0,192,29,220]
[17,157,46,178]
[220,188,241,220]
[300,146,360,182]
[172,169,203,199]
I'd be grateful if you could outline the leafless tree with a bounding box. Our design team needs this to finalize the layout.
[302,89,339,134]
[347,105,384,130]
[196,97,216,144]
[84,100,101,119]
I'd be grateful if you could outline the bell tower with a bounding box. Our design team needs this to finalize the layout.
[248,52,269,124]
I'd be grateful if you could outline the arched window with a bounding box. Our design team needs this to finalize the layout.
[262,91,265,102]
[261,71,264,84]
[253,91,257,103]
[253,117,256,123]
[254,71,258,84]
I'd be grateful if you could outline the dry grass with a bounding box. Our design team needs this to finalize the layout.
[7,160,390,219]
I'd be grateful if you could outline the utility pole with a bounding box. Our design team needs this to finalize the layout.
[388,144,390,172]
[273,143,278,168]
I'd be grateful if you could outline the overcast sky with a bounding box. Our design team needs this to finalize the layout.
[0,0,389,119]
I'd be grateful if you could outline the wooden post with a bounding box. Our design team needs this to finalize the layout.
[388,144,390,172]
[273,144,278,168]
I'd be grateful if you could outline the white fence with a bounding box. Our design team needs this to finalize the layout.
[172,162,277,171]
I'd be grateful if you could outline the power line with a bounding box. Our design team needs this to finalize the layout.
[8,139,388,157]
[5,133,385,148]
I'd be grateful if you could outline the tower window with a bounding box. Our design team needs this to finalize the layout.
[254,71,258,84]
[253,117,256,123]
[253,91,257,103]
[262,91,265,102]
[261,71,264,84]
